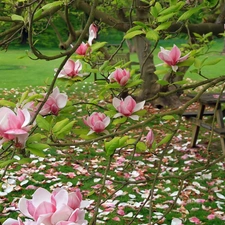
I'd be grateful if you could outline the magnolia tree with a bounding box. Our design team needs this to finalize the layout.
[1,1,225,225]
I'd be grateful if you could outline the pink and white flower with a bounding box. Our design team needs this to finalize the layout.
[40,87,68,116]
[3,218,25,225]
[88,23,98,46]
[108,68,130,86]
[146,129,154,148]
[76,42,89,55]
[113,96,145,120]
[18,187,89,225]
[58,59,83,78]
[0,107,32,148]
[83,112,110,135]
[158,44,190,72]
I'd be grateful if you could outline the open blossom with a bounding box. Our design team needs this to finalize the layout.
[108,68,130,86]
[83,112,110,135]
[11,187,89,225]
[146,129,154,148]
[40,87,68,116]
[113,96,145,120]
[88,23,98,46]
[0,107,31,148]
[158,44,190,72]
[3,218,25,225]
[76,42,89,55]
[57,59,83,78]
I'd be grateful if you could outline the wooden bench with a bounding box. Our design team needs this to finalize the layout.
[182,111,214,118]
[191,118,225,136]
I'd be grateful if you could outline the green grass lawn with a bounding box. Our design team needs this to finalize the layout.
[1,38,225,90]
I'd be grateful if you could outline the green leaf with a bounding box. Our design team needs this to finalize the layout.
[105,137,120,156]
[73,128,90,135]
[158,13,175,23]
[157,80,169,86]
[42,1,63,11]
[203,58,223,67]
[126,79,143,88]
[177,57,195,67]
[27,133,46,144]
[155,2,162,13]
[112,116,127,125]
[127,138,136,145]
[124,30,144,39]
[155,22,172,31]
[91,42,107,53]
[146,29,159,41]
[0,99,16,108]
[119,136,129,146]
[26,143,49,157]
[162,115,175,120]
[159,2,185,15]
[137,141,147,151]
[157,133,173,147]
[0,159,16,168]
[11,14,24,21]
[52,118,70,134]
[155,69,170,76]
[55,121,75,139]
[25,94,43,102]
[178,6,202,21]
[99,60,110,72]
[36,115,51,131]
[133,109,147,117]
[150,6,158,18]
[19,90,29,105]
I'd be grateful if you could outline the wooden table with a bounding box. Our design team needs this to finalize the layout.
[190,93,225,155]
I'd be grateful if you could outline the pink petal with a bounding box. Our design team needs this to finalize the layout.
[56,93,68,109]
[112,97,121,109]
[51,206,72,224]
[133,100,145,113]
[170,45,181,64]
[33,201,56,220]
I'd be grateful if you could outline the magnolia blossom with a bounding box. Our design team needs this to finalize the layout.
[88,23,98,46]
[158,44,190,72]
[40,87,68,116]
[83,112,110,135]
[76,42,89,55]
[108,68,130,86]
[113,96,145,120]
[3,218,25,225]
[0,107,31,148]
[13,187,89,225]
[146,129,154,148]
[58,59,83,78]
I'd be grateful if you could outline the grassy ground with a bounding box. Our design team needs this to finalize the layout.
[0,84,225,224]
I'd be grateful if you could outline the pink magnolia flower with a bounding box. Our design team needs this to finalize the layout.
[0,107,31,148]
[58,59,83,78]
[18,187,89,225]
[83,112,110,135]
[108,68,130,86]
[88,23,98,46]
[146,129,154,148]
[39,87,68,116]
[76,42,89,55]
[113,96,145,120]
[158,44,190,72]
[3,218,25,225]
